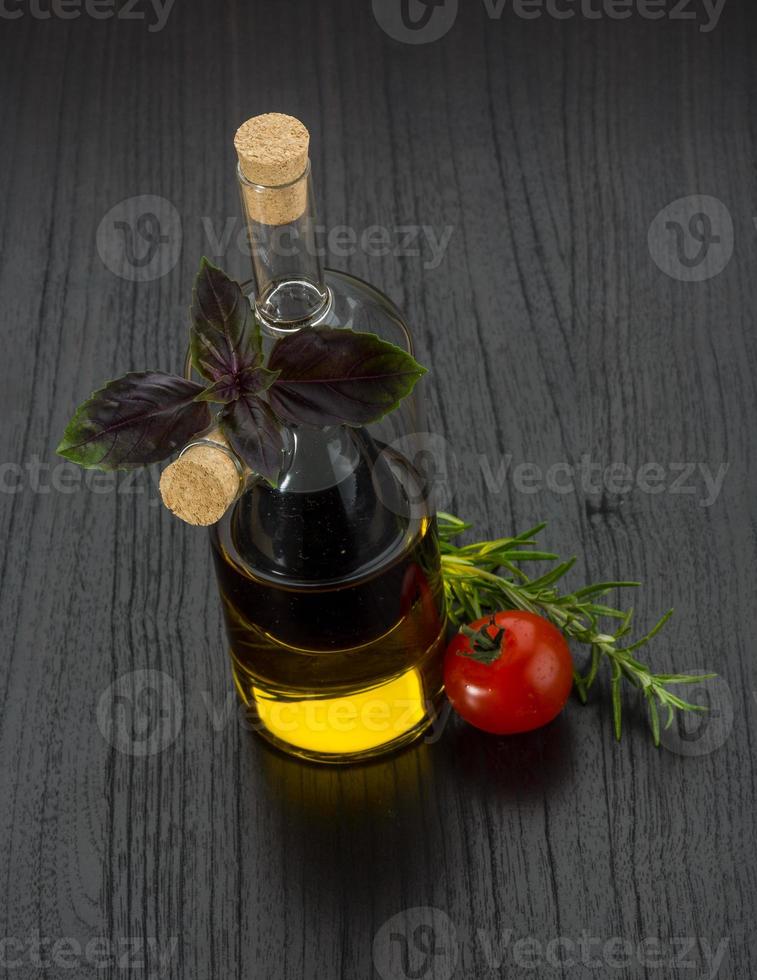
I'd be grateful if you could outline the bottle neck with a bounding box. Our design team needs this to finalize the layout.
[277,425,360,493]
[238,160,329,330]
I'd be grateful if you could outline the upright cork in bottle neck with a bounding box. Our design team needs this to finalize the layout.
[234,112,310,226]
[234,111,328,327]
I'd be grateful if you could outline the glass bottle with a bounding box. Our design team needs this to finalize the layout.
[204,116,447,763]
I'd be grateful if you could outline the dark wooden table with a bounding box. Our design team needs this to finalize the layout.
[1,0,755,977]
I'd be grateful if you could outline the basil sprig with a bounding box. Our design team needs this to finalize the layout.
[58,258,426,485]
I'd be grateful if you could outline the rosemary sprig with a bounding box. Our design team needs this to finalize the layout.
[437,513,715,745]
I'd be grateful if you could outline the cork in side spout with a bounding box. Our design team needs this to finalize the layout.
[159,433,244,526]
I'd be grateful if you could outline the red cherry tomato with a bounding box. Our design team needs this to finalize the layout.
[444,610,573,735]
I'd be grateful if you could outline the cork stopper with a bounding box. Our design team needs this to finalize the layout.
[159,436,242,526]
[234,113,310,226]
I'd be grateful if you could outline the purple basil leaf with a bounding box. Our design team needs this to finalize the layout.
[194,374,240,405]
[236,363,280,395]
[195,362,280,404]
[267,326,426,427]
[57,372,211,470]
[219,394,285,485]
[190,258,261,382]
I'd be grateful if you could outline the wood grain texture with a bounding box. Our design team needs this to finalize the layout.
[1,0,756,977]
